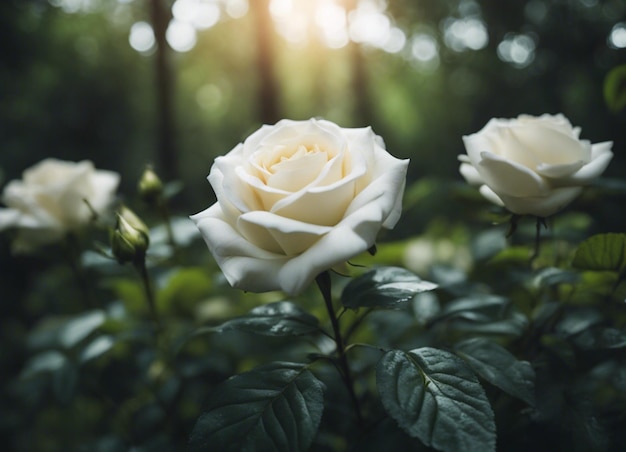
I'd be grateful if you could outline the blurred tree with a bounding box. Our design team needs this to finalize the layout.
[149,0,179,181]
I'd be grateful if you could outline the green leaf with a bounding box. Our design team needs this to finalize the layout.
[156,267,212,312]
[454,338,535,406]
[20,350,67,379]
[53,359,78,403]
[429,295,527,337]
[532,267,580,289]
[213,301,320,337]
[341,266,438,310]
[377,347,495,452]
[59,310,107,348]
[604,64,626,113]
[188,362,324,452]
[572,327,626,350]
[437,295,507,318]
[80,335,115,363]
[572,233,626,272]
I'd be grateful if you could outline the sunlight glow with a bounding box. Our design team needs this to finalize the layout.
[270,0,403,52]
[315,1,349,49]
[348,2,392,47]
[225,0,249,18]
[172,0,221,30]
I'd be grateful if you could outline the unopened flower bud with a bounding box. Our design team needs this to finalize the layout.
[138,166,163,205]
[111,207,150,264]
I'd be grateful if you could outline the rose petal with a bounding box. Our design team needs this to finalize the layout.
[477,151,549,197]
[271,174,360,226]
[264,148,329,191]
[462,133,495,166]
[498,186,583,217]
[87,170,120,213]
[509,121,590,165]
[459,161,484,186]
[590,141,613,159]
[2,181,62,228]
[488,128,543,169]
[0,208,20,231]
[519,114,578,137]
[278,197,391,295]
[343,148,409,228]
[212,145,265,213]
[238,211,332,255]
[191,204,289,293]
[479,185,505,207]
[560,143,613,184]
[535,160,585,179]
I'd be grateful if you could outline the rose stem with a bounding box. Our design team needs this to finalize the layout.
[135,259,162,336]
[530,217,546,264]
[65,233,95,309]
[315,271,364,427]
[158,197,177,255]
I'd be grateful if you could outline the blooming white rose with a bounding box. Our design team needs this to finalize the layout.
[0,158,120,252]
[191,118,409,295]
[459,114,613,217]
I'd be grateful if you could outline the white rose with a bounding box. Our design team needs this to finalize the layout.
[191,118,409,295]
[0,158,120,252]
[459,114,613,217]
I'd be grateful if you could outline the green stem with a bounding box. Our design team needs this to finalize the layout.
[315,271,363,427]
[65,233,95,308]
[135,259,162,335]
[158,199,177,253]
[529,216,546,264]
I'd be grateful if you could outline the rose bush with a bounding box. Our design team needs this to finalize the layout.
[191,118,409,295]
[0,158,120,252]
[459,114,613,217]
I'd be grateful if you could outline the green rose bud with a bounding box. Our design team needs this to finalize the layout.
[138,166,164,205]
[111,206,150,264]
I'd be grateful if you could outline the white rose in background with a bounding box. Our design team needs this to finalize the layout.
[191,118,409,295]
[0,158,120,252]
[459,114,613,217]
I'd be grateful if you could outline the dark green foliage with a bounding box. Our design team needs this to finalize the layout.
[376,348,496,452]
[188,362,324,452]
[341,267,438,309]
[210,301,320,337]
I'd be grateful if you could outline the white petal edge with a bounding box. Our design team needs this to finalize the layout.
[459,162,484,186]
[498,186,583,217]
[560,142,613,184]
[190,204,289,293]
[477,151,549,197]
[479,185,505,207]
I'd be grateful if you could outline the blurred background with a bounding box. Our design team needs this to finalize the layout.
[1,1,626,449]
[1,0,624,206]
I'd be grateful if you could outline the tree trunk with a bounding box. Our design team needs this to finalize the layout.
[149,0,178,180]
[250,0,280,125]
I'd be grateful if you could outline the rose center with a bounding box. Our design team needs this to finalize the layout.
[252,143,335,192]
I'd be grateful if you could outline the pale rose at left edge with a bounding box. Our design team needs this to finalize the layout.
[0,158,120,252]
[191,118,409,296]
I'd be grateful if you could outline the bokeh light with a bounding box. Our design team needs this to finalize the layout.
[166,19,198,52]
[608,22,626,48]
[497,33,536,68]
[442,17,488,52]
[129,21,156,54]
